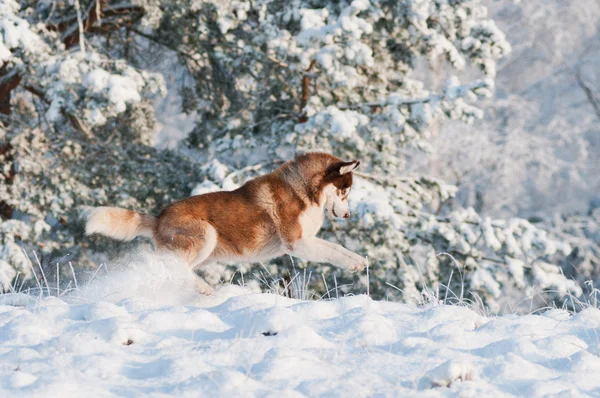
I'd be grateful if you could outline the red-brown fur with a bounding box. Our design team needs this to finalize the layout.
[86,152,358,266]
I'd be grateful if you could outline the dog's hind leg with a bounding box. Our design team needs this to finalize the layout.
[188,223,218,268]
[156,221,218,295]
[188,224,218,295]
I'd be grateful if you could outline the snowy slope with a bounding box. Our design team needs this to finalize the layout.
[1,254,600,397]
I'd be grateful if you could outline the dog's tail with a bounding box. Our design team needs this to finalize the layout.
[84,207,156,241]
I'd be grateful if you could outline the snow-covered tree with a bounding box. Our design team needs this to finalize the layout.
[0,1,203,288]
[0,0,589,312]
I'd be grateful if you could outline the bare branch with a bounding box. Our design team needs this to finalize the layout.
[299,59,318,123]
[23,84,49,103]
[74,0,86,54]
[0,73,22,115]
[130,28,201,67]
[267,55,288,68]
[575,66,600,120]
[67,113,95,141]
[63,0,109,49]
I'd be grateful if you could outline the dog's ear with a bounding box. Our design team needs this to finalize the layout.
[339,160,360,175]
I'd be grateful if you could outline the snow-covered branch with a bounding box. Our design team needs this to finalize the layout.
[338,80,491,111]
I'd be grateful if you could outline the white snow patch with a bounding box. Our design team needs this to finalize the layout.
[83,68,143,112]
[420,359,478,388]
[6,371,37,388]
[0,250,599,396]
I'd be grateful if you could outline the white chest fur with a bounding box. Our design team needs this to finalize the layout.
[298,205,324,238]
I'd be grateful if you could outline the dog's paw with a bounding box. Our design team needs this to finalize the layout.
[199,285,214,296]
[348,256,368,272]
[194,278,214,296]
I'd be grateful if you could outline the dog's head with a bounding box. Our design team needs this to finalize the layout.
[323,160,360,219]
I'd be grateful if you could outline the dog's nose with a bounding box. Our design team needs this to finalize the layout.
[343,212,350,218]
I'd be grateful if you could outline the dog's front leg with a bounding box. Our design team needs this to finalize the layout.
[289,237,366,272]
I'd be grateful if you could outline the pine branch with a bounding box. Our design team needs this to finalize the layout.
[23,84,95,142]
[130,28,201,66]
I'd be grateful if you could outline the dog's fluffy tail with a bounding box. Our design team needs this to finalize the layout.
[85,207,156,241]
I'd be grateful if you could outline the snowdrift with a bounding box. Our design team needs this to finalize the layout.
[1,253,599,397]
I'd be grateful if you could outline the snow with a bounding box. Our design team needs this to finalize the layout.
[83,69,143,113]
[0,1,50,64]
[1,252,600,396]
[0,41,11,65]
[351,177,403,229]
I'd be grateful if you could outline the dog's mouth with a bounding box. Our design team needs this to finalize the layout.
[332,205,338,218]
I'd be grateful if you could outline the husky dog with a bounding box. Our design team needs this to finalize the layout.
[85,152,366,295]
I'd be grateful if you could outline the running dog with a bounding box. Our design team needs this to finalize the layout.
[85,152,366,294]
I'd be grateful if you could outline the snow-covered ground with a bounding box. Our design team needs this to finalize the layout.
[1,253,600,397]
